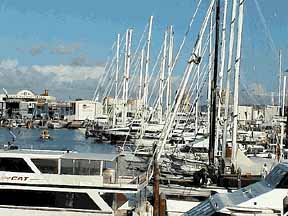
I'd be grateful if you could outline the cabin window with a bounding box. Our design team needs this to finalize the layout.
[31,159,58,174]
[74,160,89,175]
[265,166,286,187]
[0,158,33,173]
[103,161,113,169]
[60,159,101,175]
[276,173,288,188]
[90,160,101,175]
[61,159,73,174]
[0,189,100,210]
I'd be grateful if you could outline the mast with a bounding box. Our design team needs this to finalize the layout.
[166,25,174,115]
[159,30,167,123]
[122,29,133,125]
[195,38,202,136]
[222,0,238,158]
[143,16,153,110]
[231,0,245,166]
[207,10,214,135]
[209,0,220,165]
[113,33,120,127]
[280,75,286,159]
[279,50,282,113]
[215,0,228,155]
[156,0,216,161]
[138,49,145,100]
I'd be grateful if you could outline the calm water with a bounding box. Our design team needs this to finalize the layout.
[0,128,116,153]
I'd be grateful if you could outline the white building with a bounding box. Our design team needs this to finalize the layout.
[238,105,253,122]
[0,89,56,118]
[264,105,279,123]
[67,100,103,121]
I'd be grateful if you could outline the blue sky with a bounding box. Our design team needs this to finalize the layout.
[0,0,287,101]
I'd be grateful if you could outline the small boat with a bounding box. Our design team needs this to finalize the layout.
[40,129,52,140]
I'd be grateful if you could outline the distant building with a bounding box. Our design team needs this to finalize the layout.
[238,105,253,124]
[0,89,56,118]
[264,105,279,123]
[66,100,103,121]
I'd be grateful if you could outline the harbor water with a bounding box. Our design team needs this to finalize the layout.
[0,128,116,153]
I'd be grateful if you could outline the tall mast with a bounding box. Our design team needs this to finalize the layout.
[280,76,286,159]
[195,38,202,135]
[122,29,133,124]
[156,0,215,161]
[207,11,214,135]
[209,0,220,165]
[113,33,120,127]
[143,16,153,110]
[222,0,238,158]
[215,0,228,155]
[279,50,282,112]
[159,30,167,123]
[166,25,174,115]
[138,49,145,100]
[231,0,245,166]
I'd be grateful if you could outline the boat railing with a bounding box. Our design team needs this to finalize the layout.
[103,172,148,188]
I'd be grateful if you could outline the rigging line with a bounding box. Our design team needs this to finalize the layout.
[146,41,165,104]
[103,64,117,98]
[99,55,117,99]
[92,56,110,100]
[149,0,205,110]
[253,0,277,57]
[131,23,149,67]
[129,54,142,98]
[93,33,125,101]
[113,39,128,100]
[146,0,215,177]
[167,1,205,102]
[171,64,209,157]
[155,0,215,166]
[151,22,214,115]
[100,34,126,100]
[92,37,122,100]
[171,0,203,72]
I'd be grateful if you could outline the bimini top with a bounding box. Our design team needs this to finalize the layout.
[0,149,119,162]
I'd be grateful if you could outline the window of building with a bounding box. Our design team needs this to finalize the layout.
[0,158,33,173]
[0,189,100,210]
[31,159,58,174]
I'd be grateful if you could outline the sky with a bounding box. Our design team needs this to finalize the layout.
[0,0,287,102]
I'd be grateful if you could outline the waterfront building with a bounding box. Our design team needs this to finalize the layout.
[0,89,56,119]
[66,100,103,121]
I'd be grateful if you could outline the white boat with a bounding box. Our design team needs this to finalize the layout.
[185,162,288,215]
[0,149,149,215]
[47,120,65,129]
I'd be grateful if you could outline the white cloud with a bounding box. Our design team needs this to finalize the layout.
[50,43,81,55]
[0,59,105,100]
[0,59,19,69]
[31,64,104,81]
